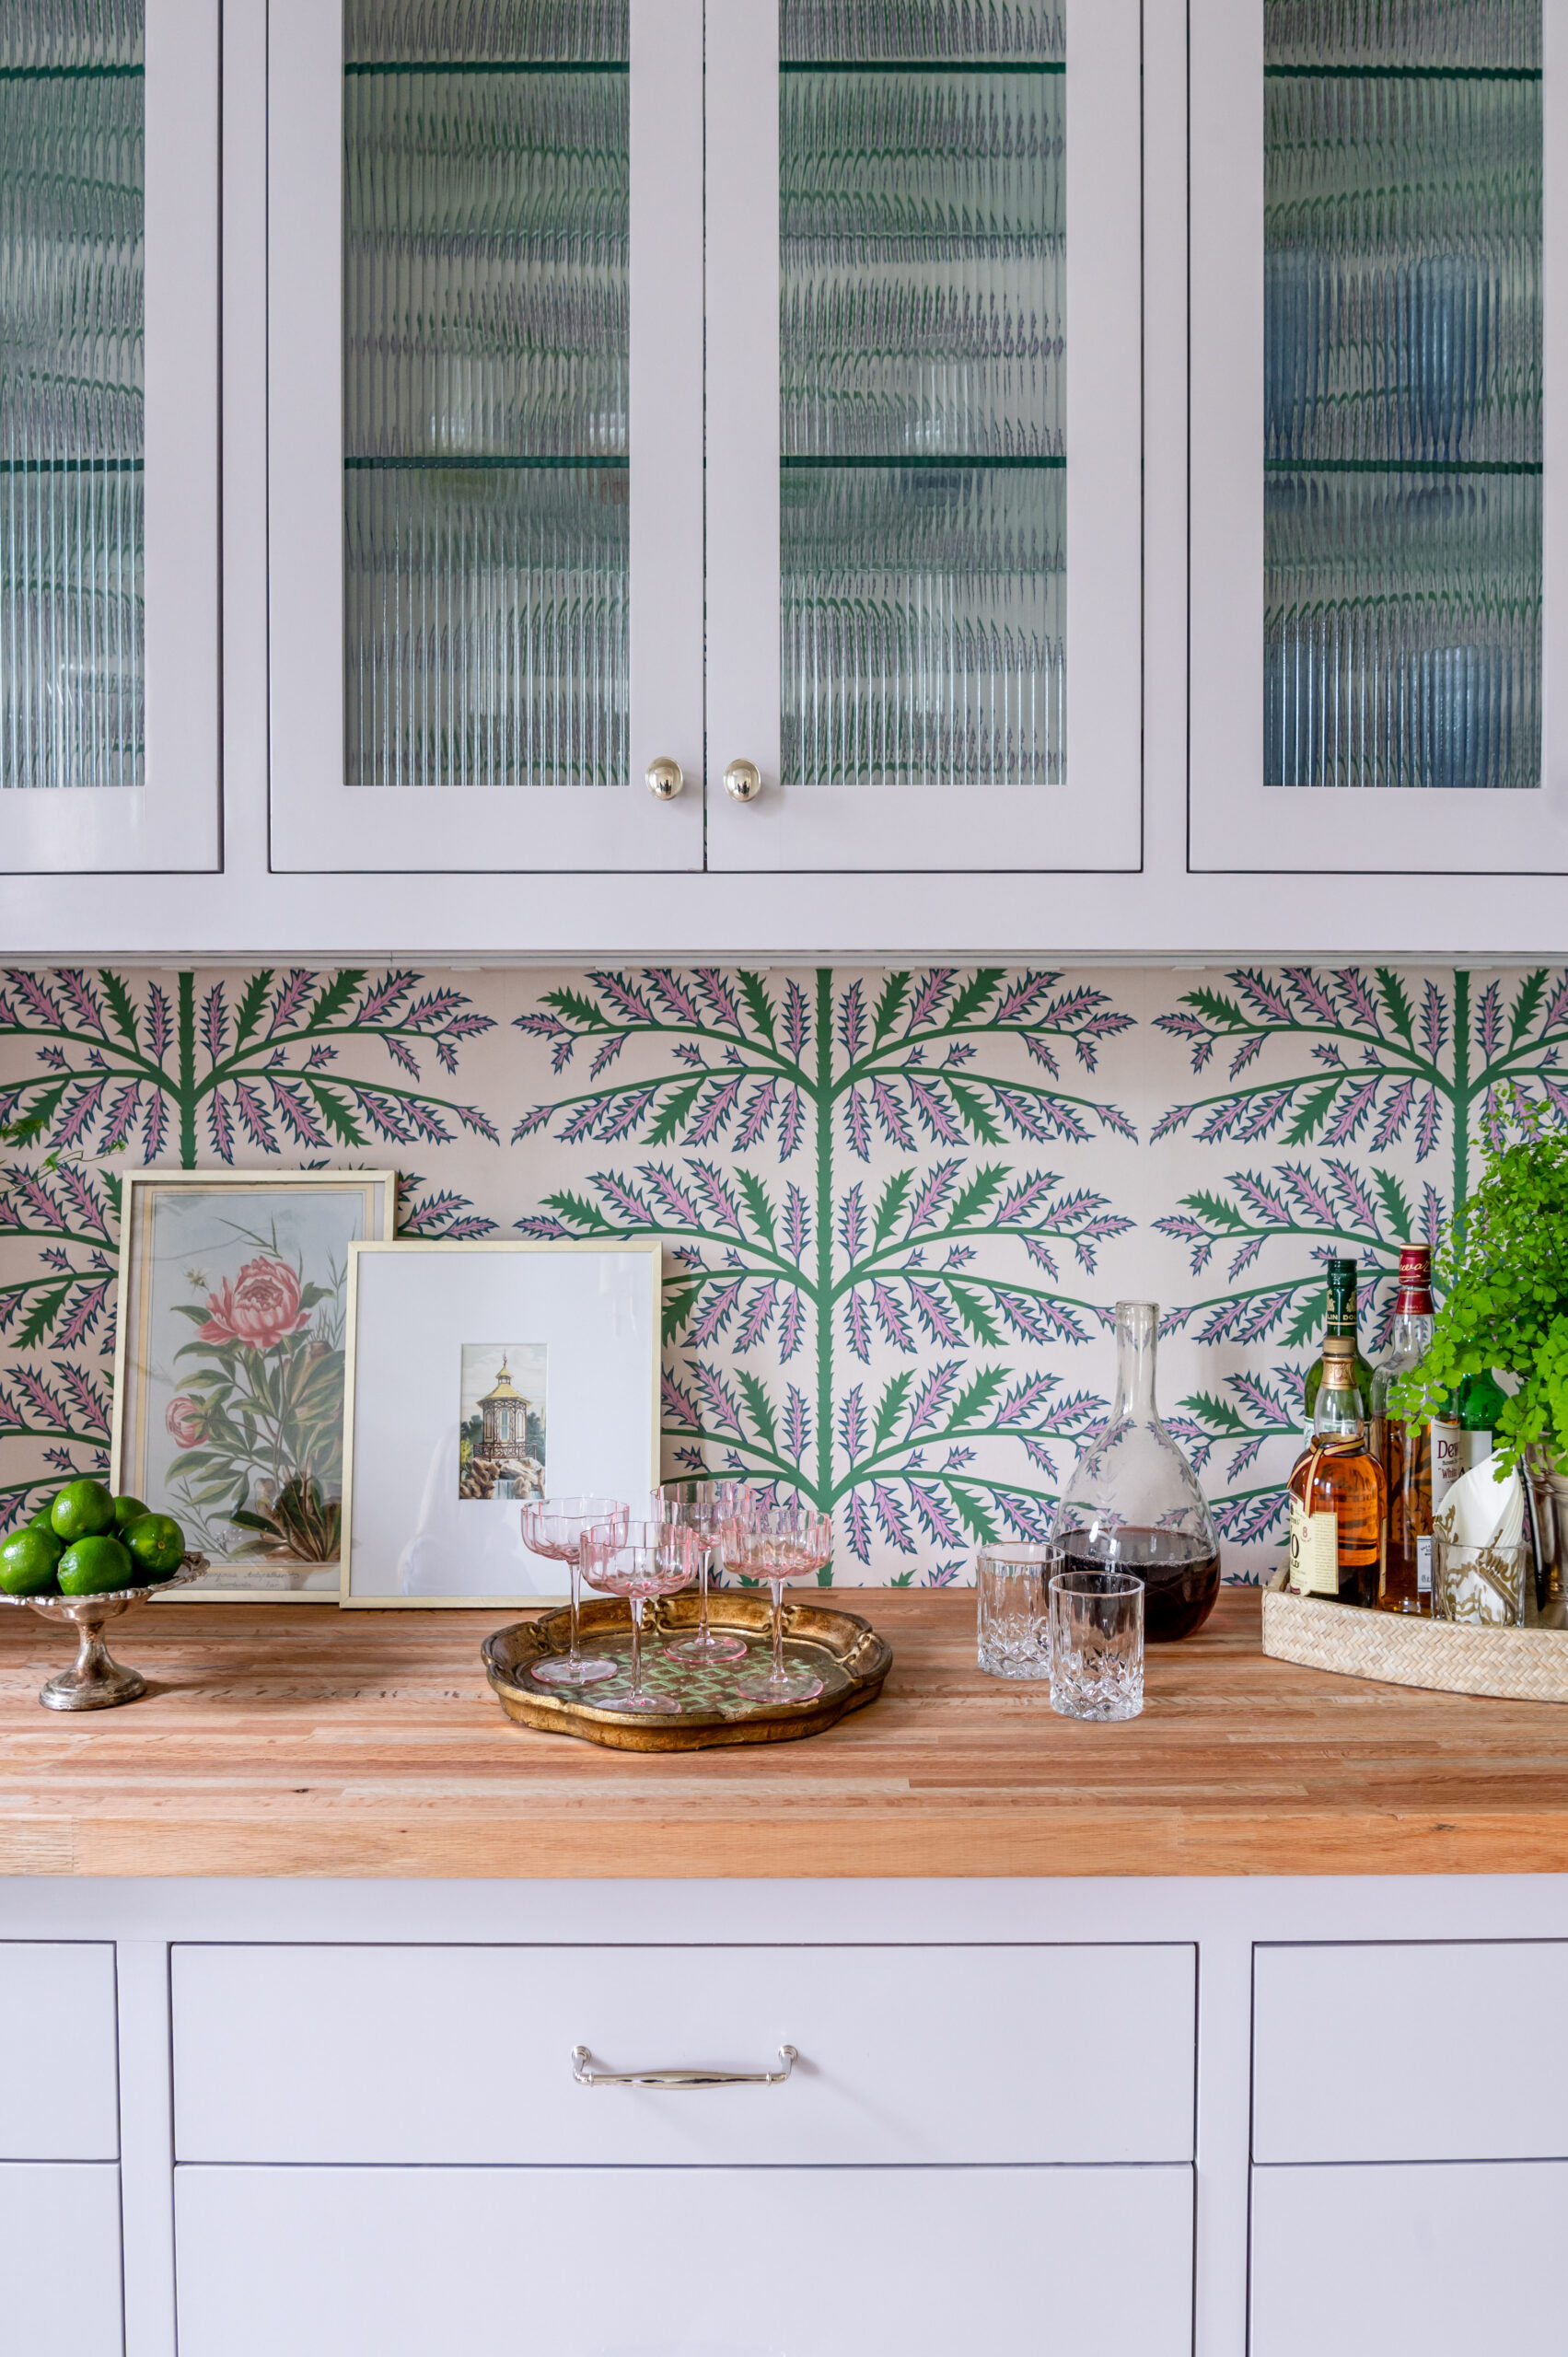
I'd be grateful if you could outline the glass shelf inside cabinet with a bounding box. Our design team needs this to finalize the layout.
[343,1,630,789]
[1262,0,1542,791]
[778,2,1065,789]
[0,2,145,791]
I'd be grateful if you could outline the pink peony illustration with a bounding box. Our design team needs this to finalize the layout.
[196,1256,311,1351]
[166,1396,205,1448]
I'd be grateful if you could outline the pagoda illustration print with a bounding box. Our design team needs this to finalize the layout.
[458,1344,547,1503]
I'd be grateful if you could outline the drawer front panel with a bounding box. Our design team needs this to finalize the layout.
[177,2162,1193,2357]
[0,1944,119,2160]
[1254,1942,1568,2162]
[0,2163,123,2356]
[173,1942,1195,2165]
[1252,2162,1567,2356]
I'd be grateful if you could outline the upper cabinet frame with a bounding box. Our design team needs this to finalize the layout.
[1190,0,1568,874]
[704,0,1144,875]
[266,0,703,874]
[0,0,219,874]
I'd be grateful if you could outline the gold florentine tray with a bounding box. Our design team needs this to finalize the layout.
[482,1592,892,1751]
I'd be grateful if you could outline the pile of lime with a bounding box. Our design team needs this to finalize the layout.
[0,1480,186,1599]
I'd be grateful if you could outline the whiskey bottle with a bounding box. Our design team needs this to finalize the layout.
[1303,1257,1377,1429]
[1370,1245,1434,1614]
[1287,1337,1387,1607]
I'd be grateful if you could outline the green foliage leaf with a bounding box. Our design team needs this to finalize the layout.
[947,1367,1009,1428]
[542,987,613,1032]
[869,972,911,1050]
[1183,989,1248,1030]
[662,1284,699,1344]
[735,1169,776,1250]
[302,970,365,1031]
[232,970,274,1051]
[303,1082,364,1145]
[17,1283,71,1348]
[645,1079,703,1145]
[98,968,141,1051]
[1284,1289,1322,1350]
[873,1371,914,1449]
[942,1078,1004,1145]
[735,1370,777,1451]
[1183,1189,1249,1233]
[942,1279,1003,1347]
[736,970,778,1050]
[946,969,1005,1029]
[1508,969,1549,1048]
[1375,967,1415,1047]
[947,1163,1008,1228]
[945,1480,1000,1545]
[872,1170,913,1249]
[1179,1390,1251,1436]
[1374,1169,1412,1242]
[543,1190,617,1237]
[1284,1081,1343,1145]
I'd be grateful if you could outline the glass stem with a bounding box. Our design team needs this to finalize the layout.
[630,1596,644,1698]
[567,1547,582,1665]
[772,1580,785,1685]
[697,1543,711,1643]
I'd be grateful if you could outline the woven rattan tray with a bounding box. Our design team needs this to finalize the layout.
[1262,1566,1568,1704]
[483,1592,893,1751]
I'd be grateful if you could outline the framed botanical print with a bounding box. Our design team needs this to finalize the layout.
[110,1169,397,1598]
[339,1239,661,1607]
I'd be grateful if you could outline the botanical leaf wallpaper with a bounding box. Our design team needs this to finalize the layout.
[2,961,1563,1585]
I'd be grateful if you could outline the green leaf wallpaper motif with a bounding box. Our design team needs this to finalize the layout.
[1,961,1563,1582]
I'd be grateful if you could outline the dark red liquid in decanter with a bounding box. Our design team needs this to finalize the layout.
[1062,1528,1221,1643]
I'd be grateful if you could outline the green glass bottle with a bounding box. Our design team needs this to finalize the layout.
[1458,1366,1509,1468]
[1303,1258,1377,1429]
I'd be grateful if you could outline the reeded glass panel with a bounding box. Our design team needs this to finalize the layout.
[0,2,145,791]
[1263,0,1542,789]
[779,2,1064,788]
[343,1,629,788]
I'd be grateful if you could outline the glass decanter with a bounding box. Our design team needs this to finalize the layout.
[1052,1301,1222,1643]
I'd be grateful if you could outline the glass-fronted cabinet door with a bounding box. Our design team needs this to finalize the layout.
[706,0,1142,873]
[268,0,703,872]
[0,0,218,872]
[1191,0,1565,872]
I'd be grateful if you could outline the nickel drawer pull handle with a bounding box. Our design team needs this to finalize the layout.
[571,2043,797,2090]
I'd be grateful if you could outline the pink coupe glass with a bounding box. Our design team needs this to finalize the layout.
[582,1518,696,1713]
[725,1495,834,1705]
[652,1479,749,1664]
[519,1495,628,1687]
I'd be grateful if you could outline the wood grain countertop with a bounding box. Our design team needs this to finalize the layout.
[3,1588,1568,1879]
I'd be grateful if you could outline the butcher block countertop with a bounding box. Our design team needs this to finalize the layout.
[3,1588,1568,1879]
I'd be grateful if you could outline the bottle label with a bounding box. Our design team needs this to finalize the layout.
[1289,1498,1341,1596]
[1461,1429,1493,1473]
[1431,1419,1466,1511]
[1416,1536,1433,1596]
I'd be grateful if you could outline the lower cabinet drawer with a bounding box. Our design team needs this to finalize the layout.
[1251,2160,1567,2356]
[172,1942,1194,2166]
[0,1944,120,2159]
[1253,1942,1568,2161]
[0,2162,123,2357]
[176,2162,1193,2357]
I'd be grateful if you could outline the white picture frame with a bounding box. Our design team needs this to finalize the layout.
[339,1240,662,1608]
[110,1169,397,1600]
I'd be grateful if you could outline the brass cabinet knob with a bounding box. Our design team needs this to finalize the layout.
[724,758,762,803]
[645,757,684,801]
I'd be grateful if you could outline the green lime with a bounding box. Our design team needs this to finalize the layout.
[111,1494,149,1533]
[0,1526,64,1596]
[50,1479,117,1544]
[122,1514,184,1580]
[29,1504,56,1530]
[57,1534,136,1596]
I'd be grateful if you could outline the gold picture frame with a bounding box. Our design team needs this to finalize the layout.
[340,1238,663,1608]
[110,1168,397,1601]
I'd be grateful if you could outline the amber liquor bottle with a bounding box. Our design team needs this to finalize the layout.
[1369,1245,1434,1615]
[1287,1338,1387,1606]
[1303,1257,1377,1429]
